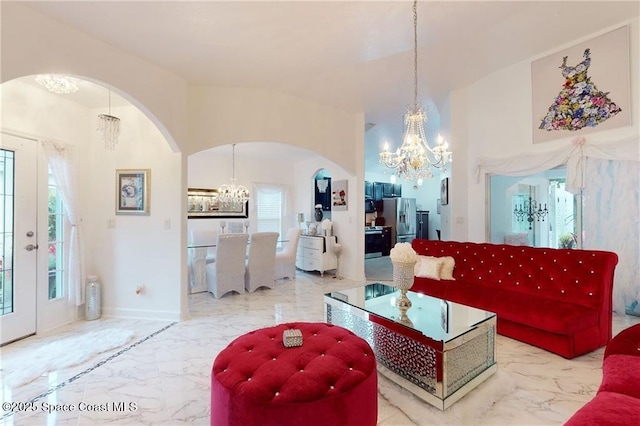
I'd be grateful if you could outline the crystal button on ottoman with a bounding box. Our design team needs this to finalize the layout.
[211,322,378,426]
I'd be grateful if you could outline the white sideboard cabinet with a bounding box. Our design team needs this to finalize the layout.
[296,235,337,277]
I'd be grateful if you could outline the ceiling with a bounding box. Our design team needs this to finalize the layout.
[18,1,639,172]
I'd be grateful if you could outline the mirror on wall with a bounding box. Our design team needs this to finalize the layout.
[488,166,580,248]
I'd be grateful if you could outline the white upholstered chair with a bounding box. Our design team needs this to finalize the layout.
[274,227,302,280]
[245,232,279,293]
[188,229,218,292]
[206,233,249,298]
[227,222,245,233]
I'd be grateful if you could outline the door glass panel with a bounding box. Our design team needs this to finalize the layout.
[1,149,15,315]
[48,170,64,300]
[489,166,581,248]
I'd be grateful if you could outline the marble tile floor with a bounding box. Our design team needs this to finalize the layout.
[1,271,639,426]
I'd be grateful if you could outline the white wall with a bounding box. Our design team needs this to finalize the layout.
[2,80,183,321]
[450,19,639,242]
[1,3,188,151]
[84,106,182,320]
[187,87,362,175]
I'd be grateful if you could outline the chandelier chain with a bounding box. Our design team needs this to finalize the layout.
[378,0,452,184]
[413,0,418,106]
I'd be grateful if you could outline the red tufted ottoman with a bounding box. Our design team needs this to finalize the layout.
[211,322,377,426]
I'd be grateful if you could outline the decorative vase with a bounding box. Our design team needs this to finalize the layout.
[315,207,323,222]
[392,261,416,326]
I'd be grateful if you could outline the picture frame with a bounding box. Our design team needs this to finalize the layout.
[187,187,249,219]
[332,179,348,211]
[440,178,449,205]
[531,25,630,144]
[116,169,150,215]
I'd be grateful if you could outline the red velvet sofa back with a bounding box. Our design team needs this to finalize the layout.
[411,240,618,313]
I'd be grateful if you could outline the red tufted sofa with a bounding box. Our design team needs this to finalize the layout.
[565,323,640,425]
[411,240,619,359]
[211,322,378,426]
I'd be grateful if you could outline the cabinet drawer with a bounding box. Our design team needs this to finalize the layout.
[301,236,323,250]
[305,257,322,271]
[302,248,319,259]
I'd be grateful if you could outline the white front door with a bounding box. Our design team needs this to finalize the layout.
[1,134,38,345]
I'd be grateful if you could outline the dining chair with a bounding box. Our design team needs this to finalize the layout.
[188,229,218,291]
[207,233,249,298]
[274,227,302,280]
[227,222,245,233]
[245,232,279,293]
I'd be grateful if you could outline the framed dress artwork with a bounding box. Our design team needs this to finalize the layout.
[532,25,630,144]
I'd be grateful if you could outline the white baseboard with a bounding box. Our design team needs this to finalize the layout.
[101,307,181,321]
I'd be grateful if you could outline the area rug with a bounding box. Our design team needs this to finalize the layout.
[378,369,517,425]
[0,328,136,388]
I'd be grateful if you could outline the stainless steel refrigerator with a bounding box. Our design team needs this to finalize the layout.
[382,198,417,245]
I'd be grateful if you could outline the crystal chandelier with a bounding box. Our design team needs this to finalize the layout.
[218,144,249,211]
[513,187,548,230]
[97,89,121,151]
[379,0,452,182]
[35,74,79,94]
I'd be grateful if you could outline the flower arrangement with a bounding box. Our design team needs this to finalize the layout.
[321,219,332,231]
[390,242,417,264]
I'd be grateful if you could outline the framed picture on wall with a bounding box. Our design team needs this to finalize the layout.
[440,178,449,205]
[332,179,348,211]
[531,25,630,143]
[116,169,150,215]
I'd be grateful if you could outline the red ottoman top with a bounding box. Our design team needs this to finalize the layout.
[212,322,376,404]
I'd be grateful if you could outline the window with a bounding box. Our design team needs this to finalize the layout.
[255,184,285,238]
[48,169,64,299]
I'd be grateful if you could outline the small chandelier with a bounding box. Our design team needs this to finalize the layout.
[97,89,121,151]
[35,74,79,94]
[218,144,249,211]
[514,187,549,230]
[379,0,452,183]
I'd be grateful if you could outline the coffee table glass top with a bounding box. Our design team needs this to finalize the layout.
[326,283,495,344]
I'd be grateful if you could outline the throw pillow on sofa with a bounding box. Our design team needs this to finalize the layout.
[415,256,443,280]
[439,256,456,280]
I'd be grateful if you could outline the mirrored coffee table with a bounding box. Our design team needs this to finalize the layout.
[324,283,497,410]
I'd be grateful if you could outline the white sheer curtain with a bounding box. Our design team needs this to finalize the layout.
[476,135,639,315]
[475,135,639,193]
[41,140,85,306]
[583,158,640,314]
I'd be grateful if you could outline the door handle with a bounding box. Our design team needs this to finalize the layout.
[25,244,39,251]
